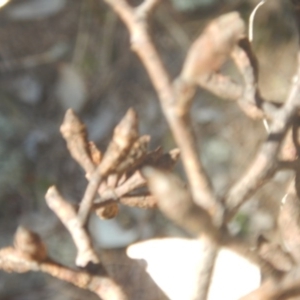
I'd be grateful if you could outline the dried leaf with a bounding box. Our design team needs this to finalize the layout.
[14,226,47,262]
[95,202,119,219]
[109,170,147,198]
[60,109,95,175]
[97,148,180,202]
[116,135,150,173]
[120,195,157,208]
[77,109,139,225]
[91,135,149,218]
[143,146,164,165]
[89,141,102,165]
[100,108,139,176]
[181,12,245,83]
[154,148,180,170]
[127,147,179,173]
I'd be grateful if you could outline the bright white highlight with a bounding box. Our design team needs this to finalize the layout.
[127,238,260,300]
[263,118,270,133]
[249,1,269,133]
[249,0,267,42]
[281,194,288,205]
[0,0,10,9]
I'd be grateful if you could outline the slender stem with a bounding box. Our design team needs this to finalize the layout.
[78,168,102,225]
[103,0,222,225]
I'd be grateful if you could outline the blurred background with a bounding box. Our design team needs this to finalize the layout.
[0,0,299,299]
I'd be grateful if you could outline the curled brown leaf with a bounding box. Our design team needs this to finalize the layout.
[14,226,47,262]
[181,12,245,83]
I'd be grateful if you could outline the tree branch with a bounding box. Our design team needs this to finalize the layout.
[103,0,232,226]
[45,186,100,267]
[0,247,127,300]
[225,52,300,220]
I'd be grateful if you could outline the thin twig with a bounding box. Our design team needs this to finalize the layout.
[143,166,281,279]
[45,186,100,267]
[94,194,157,209]
[197,73,243,101]
[278,178,300,264]
[193,236,218,300]
[103,0,224,226]
[143,167,219,299]
[225,52,300,220]
[78,108,138,226]
[0,247,128,300]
